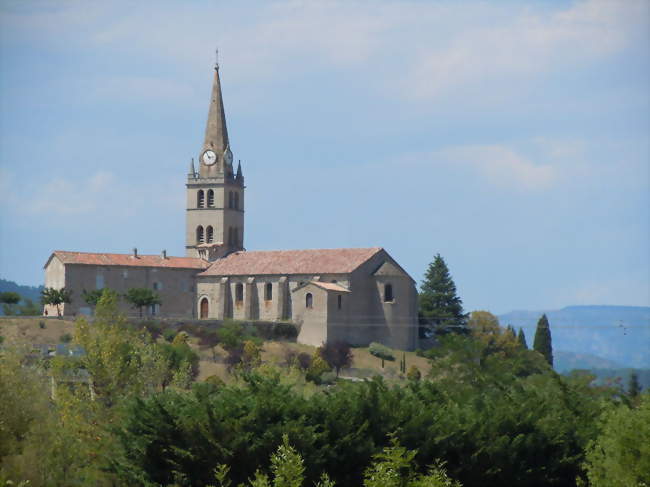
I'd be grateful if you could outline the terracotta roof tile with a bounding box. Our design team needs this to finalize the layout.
[306,281,351,293]
[199,248,382,276]
[50,251,209,270]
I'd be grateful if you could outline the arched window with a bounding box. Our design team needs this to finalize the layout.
[207,189,214,207]
[197,190,205,208]
[234,192,240,209]
[200,297,209,319]
[265,282,273,301]
[235,283,244,302]
[206,226,214,243]
[228,191,234,208]
[306,293,313,309]
[384,283,393,302]
[337,295,342,309]
[196,225,204,244]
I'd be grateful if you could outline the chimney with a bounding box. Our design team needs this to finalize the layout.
[133,247,138,258]
[161,250,167,259]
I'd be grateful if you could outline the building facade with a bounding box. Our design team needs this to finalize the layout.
[43,62,418,350]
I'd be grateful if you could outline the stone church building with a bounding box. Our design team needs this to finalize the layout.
[43,63,418,350]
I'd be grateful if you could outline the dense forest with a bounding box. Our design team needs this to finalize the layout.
[1,290,648,487]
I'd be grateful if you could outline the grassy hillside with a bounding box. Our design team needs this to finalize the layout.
[0,317,432,383]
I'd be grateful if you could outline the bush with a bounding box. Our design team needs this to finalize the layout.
[320,371,337,385]
[368,342,394,361]
[407,365,421,381]
[39,321,46,329]
[163,328,177,343]
[217,320,246,350]
[415,348,424,357]
[306,355,331,384]
[59,333,73,343]
[297,353,312,371]
[273,322,298,340]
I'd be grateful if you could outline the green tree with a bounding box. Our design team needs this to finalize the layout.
[124,287,161,318]
[418,254,467,335]
[628,372,642,400]
[82,288,104,313]
[41,287,72,317]
[533,314,553,366]
[583,394,650,486]
[517,327,527,349]
[0,291,21,315]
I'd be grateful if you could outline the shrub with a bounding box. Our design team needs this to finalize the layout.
[242,340,262,369]
[172,331,190,346]
[225,346,244,371]
[217,320,246,350]
[38,321,46,329]
[59,333,73,343]
[407,365,421,381]
[273,322,298,340]
[368,342,395,361]
[320,371,337,385]
[297,352,312,371]
[163,328,177,343]
[319,341,353,377]
[306,355,331,384]
[415,348,424,357]
[204,375,225,388]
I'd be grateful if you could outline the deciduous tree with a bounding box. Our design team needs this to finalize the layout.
[124,287,161,318]
[40,287,72,317]
[319,341,353,377]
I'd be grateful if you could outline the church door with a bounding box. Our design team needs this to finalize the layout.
[200,298,209,319]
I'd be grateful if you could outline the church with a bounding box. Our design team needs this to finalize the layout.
[43,62,419,350]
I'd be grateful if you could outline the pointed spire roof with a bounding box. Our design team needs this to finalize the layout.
[203,65,229,156]
[188,158,196,176]
[236,160,243,182]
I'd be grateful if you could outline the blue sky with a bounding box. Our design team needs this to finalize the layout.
[0,0,648,314]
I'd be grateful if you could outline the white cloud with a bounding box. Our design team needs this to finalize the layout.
[437,144,556,190]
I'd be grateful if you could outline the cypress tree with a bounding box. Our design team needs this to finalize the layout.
[533,314,553,366]
[517,327,528,349]
[419,254,467,335]
[628,372,642,399]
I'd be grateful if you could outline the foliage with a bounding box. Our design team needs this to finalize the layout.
[157,341,200,390]
[0,291,21,316]
[418,254,467,335]
[218,320,251,350]
[319,341,353,376]
[172,330,190,346]
[242,340,262,370]
[18,298,41,316]
[163,327,177,342]
[82,288,104,309]
[583,393,650,486]
[59,333,72,343]
[306,354,331,384]
[628,372,642,399]
[40,287,72,317]
[124,287,161,318]
[533,314,553,366]
[368,342,395,361]
[199,330,221,361]
[407,366,421,381]
[517,327,527,349]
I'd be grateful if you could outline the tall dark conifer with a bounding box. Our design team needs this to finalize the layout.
[533,314,553,366]
[419,254,467,335]
[517,327,528,349]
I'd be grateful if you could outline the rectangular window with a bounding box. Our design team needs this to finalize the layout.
[96,274,105,290]
[265,282,273,301]
[337,294,342,309]
[235,283,244,302]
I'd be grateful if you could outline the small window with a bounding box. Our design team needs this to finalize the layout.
[152,282,159,291]
[265,282,272,301]
[384,283,393,302]
[306,292,313,309]
[234,192,240,209]
[207,189,214,207]
[337,294,342,309]
[197,190,205,208]
[96,274,105,290]
[206,226,214,243]
[196,225,204,244]
[235,283,244,302]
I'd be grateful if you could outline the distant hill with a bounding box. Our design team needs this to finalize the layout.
[0,278,44,315]
[499,305,650,369]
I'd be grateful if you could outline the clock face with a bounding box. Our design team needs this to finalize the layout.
[202,150,217,165]
[224,147,233,166]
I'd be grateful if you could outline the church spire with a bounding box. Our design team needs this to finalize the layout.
[202,63,229,158]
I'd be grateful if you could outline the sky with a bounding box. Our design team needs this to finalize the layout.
[0,0,648,315]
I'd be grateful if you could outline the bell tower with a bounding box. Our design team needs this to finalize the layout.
[186,61,245,261]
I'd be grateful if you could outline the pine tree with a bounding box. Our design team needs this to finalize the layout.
[628,372,642,399]
[419,253,467,335]
[517,327,528,349]
[533,314,553,366]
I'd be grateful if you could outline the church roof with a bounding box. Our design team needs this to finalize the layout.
[47,251,209,270]
[198,248,383,276]
[301,281,351,293]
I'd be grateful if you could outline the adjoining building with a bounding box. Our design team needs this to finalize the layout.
[43,62,418,350]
